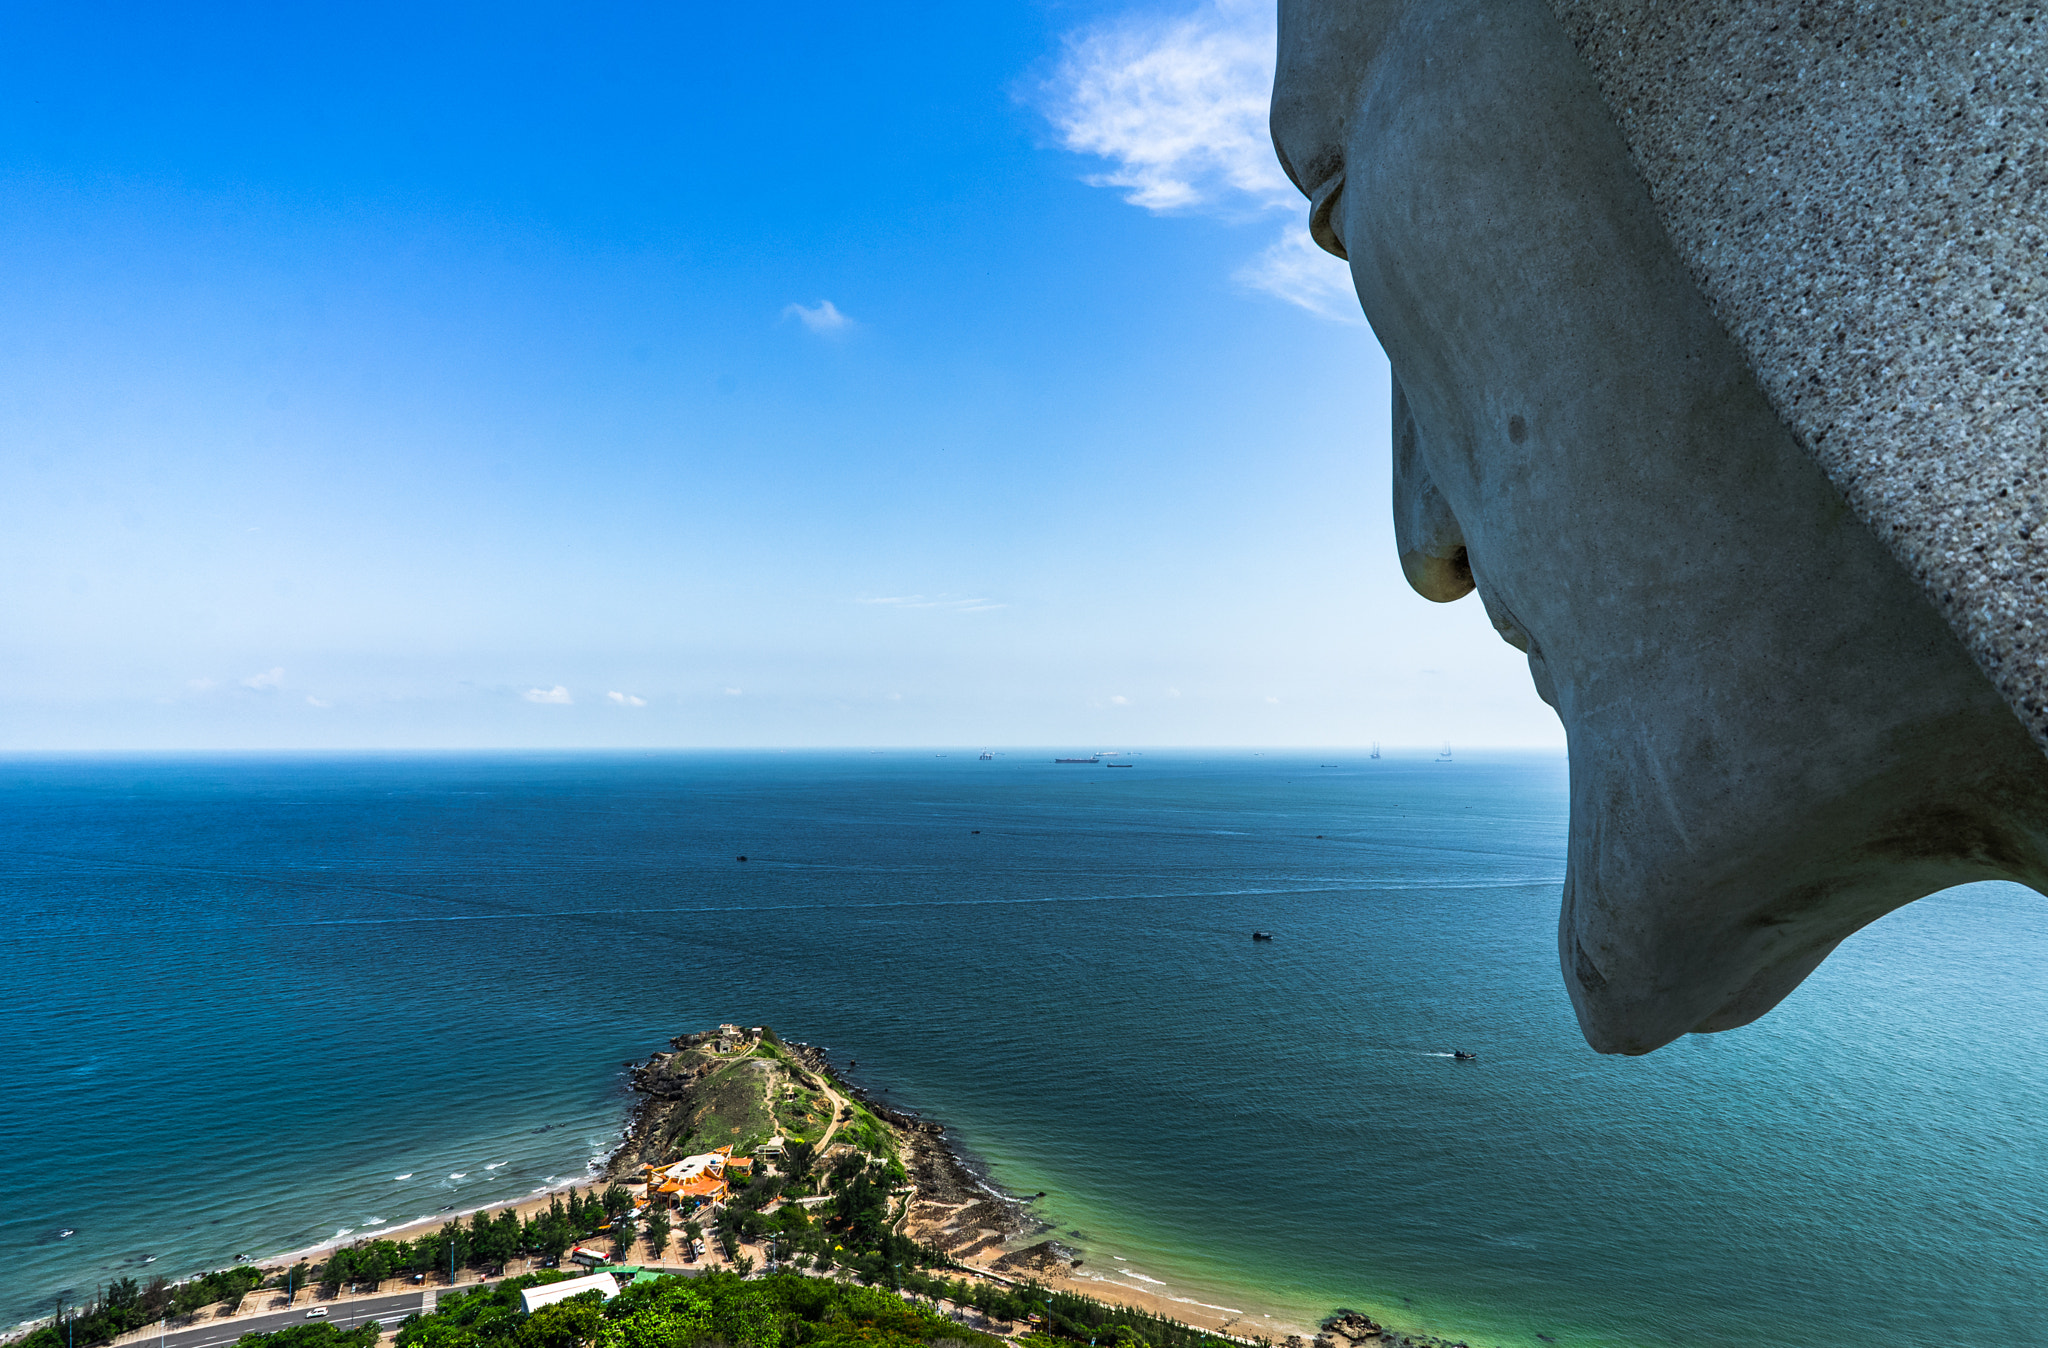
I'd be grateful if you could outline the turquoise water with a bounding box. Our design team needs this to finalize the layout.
[1,752,2043,1346]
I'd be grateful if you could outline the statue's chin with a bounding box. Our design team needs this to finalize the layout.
[1552,700,2048,1056]
[1561,875,1846,1055]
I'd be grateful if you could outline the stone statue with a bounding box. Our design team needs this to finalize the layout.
[1269,0,2048,1053]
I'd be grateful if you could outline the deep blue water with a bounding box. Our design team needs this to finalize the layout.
[1,752,2043,1347]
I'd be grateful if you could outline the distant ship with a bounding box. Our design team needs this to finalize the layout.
[1107,762,1133,768]
[1436,742,1453,762]
[1055,757,1100,764]
[979,752,993,760]
[1371,742,1381,759]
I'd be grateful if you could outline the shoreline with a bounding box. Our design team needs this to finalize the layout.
[14,1034,1469,1348]
[807,1051,1418,1348]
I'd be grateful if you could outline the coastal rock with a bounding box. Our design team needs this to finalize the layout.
[990,1240,1081,1275]
[1322,1312,1384,1341]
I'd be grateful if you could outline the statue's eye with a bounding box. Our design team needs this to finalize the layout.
[1308,173,1348,260]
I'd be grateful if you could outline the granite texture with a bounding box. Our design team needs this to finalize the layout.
[1547,1,2048,756]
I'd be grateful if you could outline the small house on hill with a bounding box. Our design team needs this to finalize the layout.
[641,1148,746,1208]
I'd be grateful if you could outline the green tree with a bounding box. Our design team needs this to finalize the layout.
[492,1211,525,1268]
[436,1223,472,1282]
[642,1211,671,1261]
[514,1296,611,1348]
[357,1243,393,1290]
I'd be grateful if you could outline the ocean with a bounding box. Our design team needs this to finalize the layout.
[1,752,2043,1347]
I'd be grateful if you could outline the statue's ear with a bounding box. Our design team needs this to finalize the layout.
[1392,375,1474,602]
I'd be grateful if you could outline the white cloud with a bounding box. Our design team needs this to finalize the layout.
[305,696,331,708]
[242,667,284,690]
[1166,686,1182,698]
[607,691,647,707]
[1110,695,1131,706]
[1233,227,1366,319]
[784,300,854,335]
[857,594,1006,613]
[1041,0,1359,320]
[723,687,743,697]
[1046,0,1289,213]
[524,685,573,704]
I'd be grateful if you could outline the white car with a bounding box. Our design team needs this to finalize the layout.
[305,1309,328,1319]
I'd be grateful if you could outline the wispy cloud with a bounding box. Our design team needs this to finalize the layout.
[857,594,1006,613]
[242,667,285,690]
[722,687,744,697]
[305,696,331,708]
[1233,227,1365,320]
[1040,0,1359,319]
[524,685,573,704]
[784,299,855,335]
[607,690,647,707]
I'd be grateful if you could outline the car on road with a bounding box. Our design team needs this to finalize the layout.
[305,1309,328,1319]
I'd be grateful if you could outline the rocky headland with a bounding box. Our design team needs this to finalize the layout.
[607,1025,1498,1348]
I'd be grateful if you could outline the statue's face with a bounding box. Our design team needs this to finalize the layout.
[1272,0,2048,1053]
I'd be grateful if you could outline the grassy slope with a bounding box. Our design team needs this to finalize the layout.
[658,1032,896,1161]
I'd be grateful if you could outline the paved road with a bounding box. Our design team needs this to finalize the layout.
[152,1287,486,1348]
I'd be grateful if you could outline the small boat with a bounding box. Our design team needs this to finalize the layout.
[1436,742,1453,762]
[979,752,993,760]
[1054,757,1100,764]
[1106,762,1133,768]
[1251,931,1274,941]
[1370,742,1380,759]
[1452,1050,1478,1061]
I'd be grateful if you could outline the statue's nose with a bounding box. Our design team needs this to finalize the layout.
[1392,377,1474,603]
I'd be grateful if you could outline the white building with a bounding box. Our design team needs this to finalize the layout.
[520,1272,620,1313]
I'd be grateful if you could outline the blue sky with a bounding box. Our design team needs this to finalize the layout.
[0,0,1558,750]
